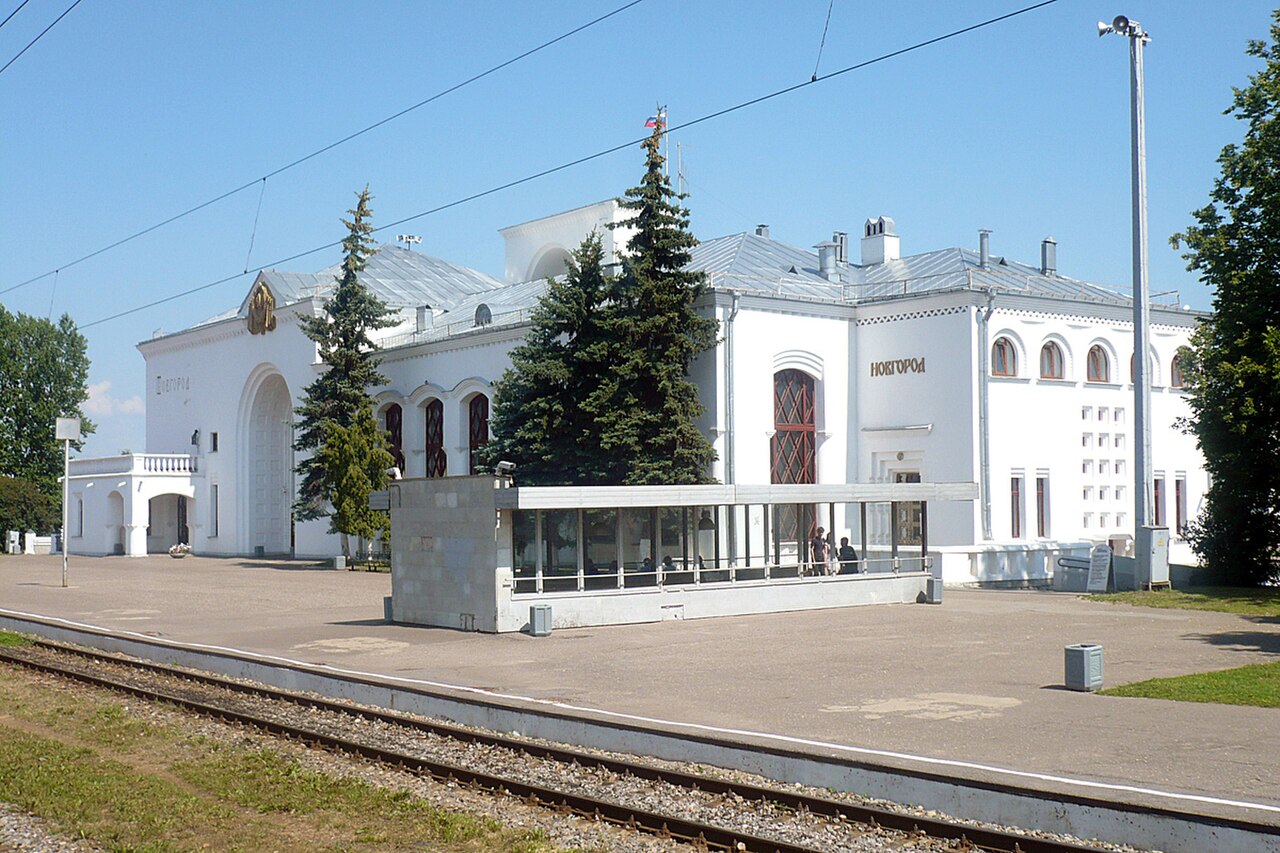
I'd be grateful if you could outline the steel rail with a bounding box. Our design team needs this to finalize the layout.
[2,638,1106,853]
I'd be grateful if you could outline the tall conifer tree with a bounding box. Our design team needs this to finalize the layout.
[485,233,614,484]
[1172,13,1280,584]
[593,120,719,484]
[293,187,397,552]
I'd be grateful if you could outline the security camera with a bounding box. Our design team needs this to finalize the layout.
[495,460,517,476]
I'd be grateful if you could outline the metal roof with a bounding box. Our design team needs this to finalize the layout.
[689,234,1181,308]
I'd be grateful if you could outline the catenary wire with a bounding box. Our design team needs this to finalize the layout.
[811,0,836,81]
[1,0,648,297]
[0,0,82,76]
[0,0,32,32]
[80,0,1058,330]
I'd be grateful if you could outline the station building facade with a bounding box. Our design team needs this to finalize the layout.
[67,199,1206,584]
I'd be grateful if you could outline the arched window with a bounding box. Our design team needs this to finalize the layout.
[468,394,489,475]
[771,369,816,485]
[1087,345,1110,383]
[1039,342,1064,379]
[1171,352,1186,389]
[424,399,446,477]
[383,403,405,471]
[771,369,816,570]
[992,337,1016,377]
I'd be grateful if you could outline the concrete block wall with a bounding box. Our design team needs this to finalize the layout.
[390,476,506,632]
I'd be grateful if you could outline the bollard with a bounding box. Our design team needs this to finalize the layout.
[1065,644,1104,691]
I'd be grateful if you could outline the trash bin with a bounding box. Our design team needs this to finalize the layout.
[925,575,943,604]
[1065,644,1104,691]
[529,604,552,637]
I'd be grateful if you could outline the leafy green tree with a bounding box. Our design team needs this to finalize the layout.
[0,308,94,501]
[484,233,615,484]
[293,187,397,552]
[0,476,59,534]
[594,121,719,485]
[1172,13,1280,585]
[310,409,392,556]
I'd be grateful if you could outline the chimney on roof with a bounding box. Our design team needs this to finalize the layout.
[860,216,899,265]
[1040,235,1057,275]
[415,305,433,334]
[832,231,848,265]
[815,241,839,281]
[755,224,770,238]
[979,229,991,269]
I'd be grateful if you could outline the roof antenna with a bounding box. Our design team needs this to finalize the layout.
[397,234,422,251]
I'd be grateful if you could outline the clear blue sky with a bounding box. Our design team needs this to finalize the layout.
[1,0,1273,457]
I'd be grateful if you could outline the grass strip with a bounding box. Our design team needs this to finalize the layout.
[1100,660,1280,708]
[1087,586,1280,616]
[0,630,31,647]
[0,664,563,851]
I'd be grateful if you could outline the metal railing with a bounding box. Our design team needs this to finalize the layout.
[512,554,929,595]
[379,307,535,350]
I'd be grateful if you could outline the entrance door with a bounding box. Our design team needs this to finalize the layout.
[248,374,292,555]
[895,471,922,546]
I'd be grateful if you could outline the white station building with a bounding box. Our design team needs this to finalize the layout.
[67,199,1205,587]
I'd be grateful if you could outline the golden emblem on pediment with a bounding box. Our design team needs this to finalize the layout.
[247,282,277,335]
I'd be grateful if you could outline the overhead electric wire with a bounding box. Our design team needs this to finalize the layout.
[80,0,1058,331]
[811,0,836,81]
[0,0,82,77]
[0,0,33,32]
[1,0,647,297]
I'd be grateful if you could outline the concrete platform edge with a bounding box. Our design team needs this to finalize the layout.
[2,608,1276,853]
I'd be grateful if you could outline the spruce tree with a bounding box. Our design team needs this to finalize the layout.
[1172,13,1280,585]
[593,121,719,484]
[484,233,615,484]
[310,408,393,555]
[293,187,397,553]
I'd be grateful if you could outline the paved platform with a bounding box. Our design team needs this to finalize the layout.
[3,553,1279,826]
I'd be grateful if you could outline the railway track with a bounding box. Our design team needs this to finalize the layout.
[0,637,1112,853]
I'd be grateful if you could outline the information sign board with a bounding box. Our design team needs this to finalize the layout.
[1087,544,1112,593]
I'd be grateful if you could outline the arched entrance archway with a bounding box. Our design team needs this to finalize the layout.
[246,373,292,555]
[107,490,125,555]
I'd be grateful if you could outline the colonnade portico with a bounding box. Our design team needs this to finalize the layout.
[66,454,197,557]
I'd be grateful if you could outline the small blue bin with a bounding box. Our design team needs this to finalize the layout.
[1065,644,1104,691]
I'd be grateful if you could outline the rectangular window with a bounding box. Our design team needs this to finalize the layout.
[210,432,219,452]
[1114,434,1125,450]
[1081,406,1092,421]
[1082,460,1093,475]
[1175,477,1187,536]
[1010,476,1023,538]
[1099,460,1110,475]
[209,484,219,537]
[1083,487,1093,501]
[1115,460,1126,477]
[1099,486,1109,501]
[1098,407,1108,422]
[1154,477,1166,527]
[1100,513,1110,527]
[1116,485,1126,501]
[1114,407,1125,423]
[1098,433,1109,448]
[1082,433,1092,448]
[1036,476,1049,537]
[1083,514,1091,529]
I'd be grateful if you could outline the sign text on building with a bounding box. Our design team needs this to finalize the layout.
[155,375,191,395]
[869,357,926,377]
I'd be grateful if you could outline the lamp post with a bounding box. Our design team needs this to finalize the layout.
[1099,15,1153,587]
[55,417,81,588]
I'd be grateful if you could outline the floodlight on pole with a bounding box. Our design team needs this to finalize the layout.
[55,417,80,588]
[1099,14,1155,587]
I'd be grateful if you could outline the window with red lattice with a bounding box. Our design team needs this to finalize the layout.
[424,399,446,478]
[468,394,489,475]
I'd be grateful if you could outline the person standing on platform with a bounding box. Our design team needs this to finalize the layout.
[809,527,828,576]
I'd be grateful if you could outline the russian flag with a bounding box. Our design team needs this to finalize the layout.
[645,114,665,129]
